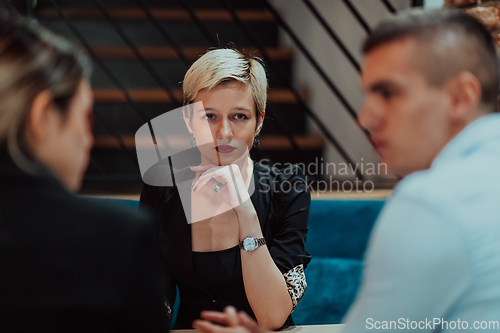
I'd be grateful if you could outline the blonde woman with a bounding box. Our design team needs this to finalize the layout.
[0,9,167,331]
[140,48,311,330]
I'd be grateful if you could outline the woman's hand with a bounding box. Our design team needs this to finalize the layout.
[190,163,251,210]
[193,306,270,333]
[190,161,261,241]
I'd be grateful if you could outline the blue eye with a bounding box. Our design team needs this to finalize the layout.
[235,114,248,120]
[204,114,215,120]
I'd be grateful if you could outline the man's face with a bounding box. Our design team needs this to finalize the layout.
[359,38,453,177]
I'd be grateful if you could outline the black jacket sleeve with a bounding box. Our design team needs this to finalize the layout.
[267,165,311,311]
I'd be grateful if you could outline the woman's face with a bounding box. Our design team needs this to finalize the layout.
[36,80,94,191]
[187,81,264,166]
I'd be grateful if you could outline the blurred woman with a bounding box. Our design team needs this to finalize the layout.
[0,9,168,332]
[140,48,311,330]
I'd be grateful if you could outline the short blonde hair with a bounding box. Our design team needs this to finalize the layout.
[182,48,268,118]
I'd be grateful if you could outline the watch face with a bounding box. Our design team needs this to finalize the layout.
[243,238,257,251]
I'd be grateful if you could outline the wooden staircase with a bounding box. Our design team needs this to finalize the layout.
[35,0,325,193]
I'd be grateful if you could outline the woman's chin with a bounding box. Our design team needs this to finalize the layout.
[200,149,248,166]
[220,152,249,165]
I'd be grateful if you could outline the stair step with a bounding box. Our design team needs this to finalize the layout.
[92,46,293,60]
[92,89,308,104]
[36,0,265,10]
[90,55,292,89]
[39,8,273,22]
[40,19,279,47]
[92,135,325,150]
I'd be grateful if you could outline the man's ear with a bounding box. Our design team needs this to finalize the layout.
[27,90,57,143]
[446,71,482,123]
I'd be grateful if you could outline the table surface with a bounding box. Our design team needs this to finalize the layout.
[172,324,343,333]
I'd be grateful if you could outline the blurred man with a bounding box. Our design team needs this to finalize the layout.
[194,8,500,333]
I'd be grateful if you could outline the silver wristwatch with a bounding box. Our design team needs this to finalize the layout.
[239,237,266,251]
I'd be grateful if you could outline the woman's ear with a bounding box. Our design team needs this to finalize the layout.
[256,111,265,134]
[182,107,194,134]
[27,90,58,143]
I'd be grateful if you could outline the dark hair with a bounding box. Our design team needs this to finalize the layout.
[0,4,92,170]
[363,8,500,112]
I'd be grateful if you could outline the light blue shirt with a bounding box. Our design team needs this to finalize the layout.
[342,114,500,332]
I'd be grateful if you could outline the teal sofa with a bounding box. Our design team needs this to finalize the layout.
[292,200,384,325]
[95,198,385,326]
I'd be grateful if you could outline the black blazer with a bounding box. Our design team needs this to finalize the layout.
[0,151,169,333]
[140,161,311,329]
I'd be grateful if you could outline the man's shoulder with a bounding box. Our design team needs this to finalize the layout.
[396,148,500,204]
[382,149,500,242]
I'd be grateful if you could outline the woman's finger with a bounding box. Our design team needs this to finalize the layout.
[199,311,232,325]
[193,168,231,191]
[191,165,250,206]
[194,174,225,192]
[193,319,225,333]
[224,305,239,327]
[190,164,218,173]
[193,319,251,333]
[195,164,243,185]
[237,312,268,333]
[198,306,238,326]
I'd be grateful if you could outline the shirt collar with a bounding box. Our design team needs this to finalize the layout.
[432,113,500,167]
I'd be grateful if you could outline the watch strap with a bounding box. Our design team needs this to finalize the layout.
[239,237,266,251]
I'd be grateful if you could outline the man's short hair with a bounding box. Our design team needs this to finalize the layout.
[363,8,500,112]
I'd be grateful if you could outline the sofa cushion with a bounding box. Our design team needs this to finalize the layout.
[291,257,363,325]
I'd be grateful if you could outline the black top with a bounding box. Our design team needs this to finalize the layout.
[0,150,169,333]
[140,161,311,329]
[193,245,239,296]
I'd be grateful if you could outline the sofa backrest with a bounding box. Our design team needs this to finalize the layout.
[306,200,385,259]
